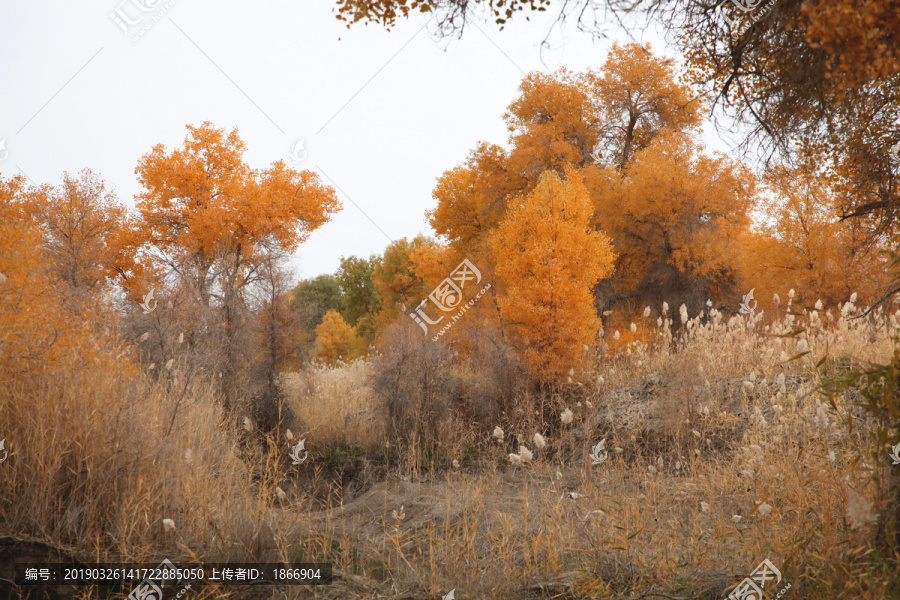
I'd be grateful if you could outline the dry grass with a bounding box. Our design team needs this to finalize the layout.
[279,358,384,448]
[2,293,898,599]
[0,342,281,566]
[279,295,899,599]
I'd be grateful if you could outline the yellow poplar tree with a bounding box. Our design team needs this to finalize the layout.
[584,132,756,310]
[491,167,616,384]
[0,175,112,381]
[316,310,361,365]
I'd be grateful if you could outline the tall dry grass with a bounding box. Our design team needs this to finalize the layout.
[279,357,383,449]
[1,290,897,599]
[0,341,285,566]
[274,293,899,599]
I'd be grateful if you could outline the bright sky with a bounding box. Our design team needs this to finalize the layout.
[0,0,740,282]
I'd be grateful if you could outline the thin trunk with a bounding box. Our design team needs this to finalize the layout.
[620,112,639,168]
[266,300,278,395]
[222,284,237,413]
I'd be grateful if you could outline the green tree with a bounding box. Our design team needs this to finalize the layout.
[336,255,380,345]
[290,274,344,341]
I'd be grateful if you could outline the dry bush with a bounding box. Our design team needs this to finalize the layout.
[452,321,529,421]
[4,268,898,599]
[279,357,382,448]
[126,267,305,440]
[370,318,458,446]
[566,293,897,596]
[276,318,530,476]
[587,296,892,451]
[367,318,531,451]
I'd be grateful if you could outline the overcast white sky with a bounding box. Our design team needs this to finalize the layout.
[0,0,739,282]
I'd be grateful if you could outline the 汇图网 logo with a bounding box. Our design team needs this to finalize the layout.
[725,558,791,600]
[409,258,491,341]
[109,0,179,41]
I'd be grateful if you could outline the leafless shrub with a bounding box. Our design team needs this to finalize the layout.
[371,319,459,445]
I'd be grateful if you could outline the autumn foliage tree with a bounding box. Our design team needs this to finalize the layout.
[491,168,615,383]
[428,43,704,260]
[0,170,125,381]
[585,132,756,314]
[0,176,62,380]
[0,175,111,382]
[372,235,432,327]
[429,44,745,322]
[336,0,899,203]
[32,169,126,298]
[316,310,361,365]
[131,122,340,305]
[677,0,900,270]
[737,158,892,310]
[582,43,703,168]
[127,122,341,408]
[337,0,900,296]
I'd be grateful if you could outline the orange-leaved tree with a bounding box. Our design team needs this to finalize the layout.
[132,122,340,307]
[404,238,504,351]
[428,142,520,248]
[429,44,720,318]
[129,122,341,406]
[502,44,703,182]
[682,0,900,234]
[426,144,516,329]
[580,42,703,168]
[585,132,756,315]
[0,175,64,380]
[491,167,615,384]
[737,158,892,311]
[431,47,693,248]
[31,169,126,302]
[0,175,111,382]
